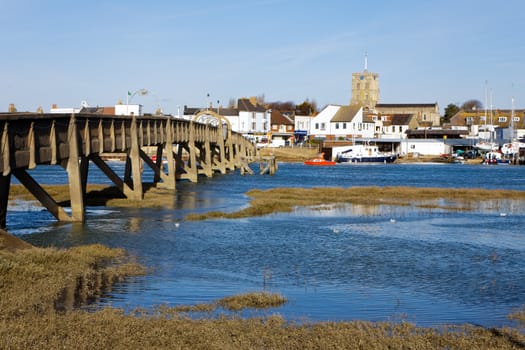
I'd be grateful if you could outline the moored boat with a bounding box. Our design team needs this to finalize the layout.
[474,141,499,152]
[335,144,397,163]
[304,153,336,166]
[482,151,510,165]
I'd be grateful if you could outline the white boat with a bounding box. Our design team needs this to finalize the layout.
[335,144,397,163]
[500,142,525,155]
[474,141,499,152]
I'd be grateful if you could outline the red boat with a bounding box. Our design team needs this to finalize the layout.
[304,153,336,166]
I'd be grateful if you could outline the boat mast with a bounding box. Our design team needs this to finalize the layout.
[511,95,516,141]
[484,81,488,141]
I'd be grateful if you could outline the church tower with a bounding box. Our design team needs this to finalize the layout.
[350,53,379,110]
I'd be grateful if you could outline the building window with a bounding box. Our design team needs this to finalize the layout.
[498,116,507,122]
[480,116,486,121]
[252,122,256,130]
[320,123,326,131]
[315,123,319,129]
[343,123,347,129]
[399,126,403,133]
[513,116,520,122]
[335,123,339,129]
[357,83,361,89]
[466,117,473,122]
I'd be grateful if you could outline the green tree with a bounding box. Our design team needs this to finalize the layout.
[295,99,318,115]
[442,103,460,124]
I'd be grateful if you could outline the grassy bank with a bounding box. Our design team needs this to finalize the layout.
[186,186,525,220]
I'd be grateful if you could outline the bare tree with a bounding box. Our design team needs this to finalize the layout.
[461,99,483,111]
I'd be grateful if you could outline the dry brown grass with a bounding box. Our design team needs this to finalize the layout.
[216,292,287,311]
[8,184,176,209]
[186,186,525,220]
[2,309,525,349]
[258,146,319,161]
[0,241,145,318]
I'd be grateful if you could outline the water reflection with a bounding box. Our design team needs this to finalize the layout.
[10,163,525,328]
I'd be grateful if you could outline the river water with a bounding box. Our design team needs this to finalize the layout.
[6,162,525,327]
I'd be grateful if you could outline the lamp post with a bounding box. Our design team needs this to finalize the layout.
[126,89,149,116]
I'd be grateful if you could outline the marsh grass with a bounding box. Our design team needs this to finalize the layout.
[216,292,287,311]
[258,147,319,161]
[186,186,525,220]
[8,184,176,208]
[0,241,145,318]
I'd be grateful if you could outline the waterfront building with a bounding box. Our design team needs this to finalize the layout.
[183,98,271,140]
[293,113,314,144]
[450,109,525,143]
[375,103,441,128]
[369,113,419,139]
[309,105,372,140]
[270,110,294,144]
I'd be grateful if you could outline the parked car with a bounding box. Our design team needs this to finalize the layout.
[267,139,285,148]
[464,150,478,159]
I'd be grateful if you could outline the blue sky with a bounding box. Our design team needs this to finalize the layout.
[1,0,524,115]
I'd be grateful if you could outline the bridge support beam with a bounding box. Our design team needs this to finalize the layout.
[123,115,143,200]
[202,129,213,177]
[13,169,72,222]
[66,115,85,222]
[90,154,135,197]
[162,119,176,189]
[0,173,10,229]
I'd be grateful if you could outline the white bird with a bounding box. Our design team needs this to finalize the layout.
[389,218,396,223]
[499,213,507,217]
[175,222,180,228]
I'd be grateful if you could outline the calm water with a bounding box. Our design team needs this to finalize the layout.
[6,162,525,327]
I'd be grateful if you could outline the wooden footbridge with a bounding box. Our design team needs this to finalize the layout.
[0,110,268,229]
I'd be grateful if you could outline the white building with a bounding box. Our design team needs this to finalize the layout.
[309,105,340,138]
[115,104,143,116]
[310,105,372,140]
[237,98,270,136]
[50,100,89,114]
[182,98,271,138]
[399,139,451,156]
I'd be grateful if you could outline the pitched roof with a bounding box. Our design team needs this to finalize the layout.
[216,107,239,116]
[271,110,293,125]
[183,107,202,115]
[238,98,266,112]
[331,105,361,122]
[391,114,414,125]
[376,103,438,108]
